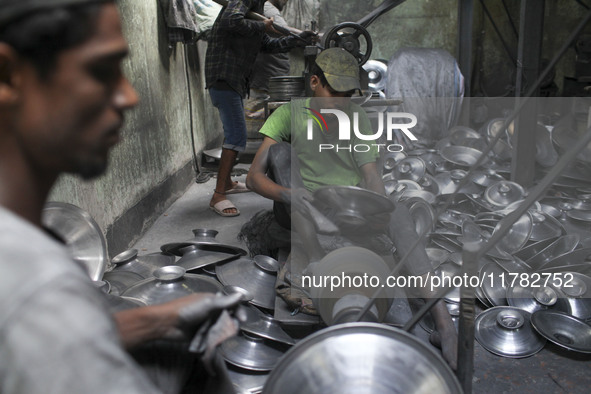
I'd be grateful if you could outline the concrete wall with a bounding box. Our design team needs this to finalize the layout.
[49,0,221,256]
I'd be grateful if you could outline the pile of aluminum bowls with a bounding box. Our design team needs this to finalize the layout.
[382,118,591,358]
[98,229,299,392]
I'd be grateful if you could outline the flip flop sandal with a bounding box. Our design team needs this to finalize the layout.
[225,181,251,195]
[210,199,240,217]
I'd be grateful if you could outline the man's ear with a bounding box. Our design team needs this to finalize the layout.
[0,43,21,105]
[309,75,319,92]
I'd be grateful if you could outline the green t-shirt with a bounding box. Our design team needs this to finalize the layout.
[259,98,379,192]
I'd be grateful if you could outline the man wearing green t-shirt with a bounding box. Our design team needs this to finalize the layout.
[246,48,458,369]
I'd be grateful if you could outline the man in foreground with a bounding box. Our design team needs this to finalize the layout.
[0,1,239,392]
[246,48,458,369]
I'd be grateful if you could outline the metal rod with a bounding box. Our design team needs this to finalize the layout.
[356,0,407,28]
[458,0,474,97]
[512,0,545,186]
[501,0,519,38]
[576,0,590,10]
[456,242,480,394]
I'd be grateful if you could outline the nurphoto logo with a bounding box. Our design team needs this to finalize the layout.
[305,108,418,153]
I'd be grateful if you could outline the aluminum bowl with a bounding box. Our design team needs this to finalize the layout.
[514,237,560,262]
[557,272,591,320]
[491,211,533,255]
[526,234,580,271]
[406,197,436,235]
[262,323,461,394]
[449,125,482,145]
[41,202,107,281]
[528,211,565,242]
[538,247,591,271]
[531,310,591,353]
[435,169,482,195]
[313,185,394,227]
[441,145,484,167]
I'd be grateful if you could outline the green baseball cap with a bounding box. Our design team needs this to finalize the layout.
[315,48,361,93]
[0,0,109,28]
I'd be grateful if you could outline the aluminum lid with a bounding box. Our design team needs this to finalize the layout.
[220,332,288,372]
[506,284,571,314]
[241,314,296,346]
[122,266,223,305]
[393,157,427,182]
[475,307,546,358]
[485,181,526,208]
[216,256,279,310]
[102,269,145,296]
[111,248,176,279]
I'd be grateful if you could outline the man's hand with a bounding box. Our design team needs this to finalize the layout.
[282,187,314,213]
[294,30,318,47]
[263,17,281,35]
[114,292,243,349]
[163,292,243,341]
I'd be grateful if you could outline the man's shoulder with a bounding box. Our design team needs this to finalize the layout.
[0,206,72,264]
[0,207,87,311]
